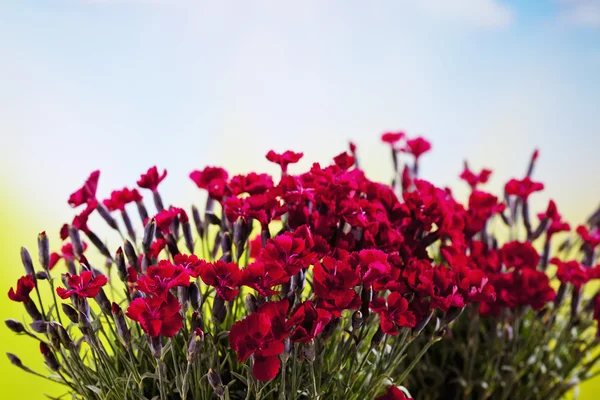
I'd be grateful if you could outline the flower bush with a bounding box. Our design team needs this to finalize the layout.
[5,132,600,399]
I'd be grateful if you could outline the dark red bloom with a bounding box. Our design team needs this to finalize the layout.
[551,258,589,289]
[266,150,303,174]
[173,253,205,278]
[198,260,241,301]
[537,200,560,221]
[333,152,355,170]
[72,200,97,233]
[229,311,285,382]
[136,260,191,298]
[148,238,167,259]
[577,225,600,249]
[504,177,544,200]
[56,271,108,299]
[49,242,88,270]
[381,132,405,145]
[402,137,431,160]
[286,301,332,342]
[257,299,290,341]
[259,233,315,277]
[500,241,540,270]
[223,196,268,226]
[460,164,492,190]
[189,167,229,191]
[241,261,289,297]
[103,188,142,211]
[126,293,183,337]
[313,256,360,316]
[370,292,416,335]
[137,166,167,192]
[351,249,391,286]
[68,170,100,207]
[464,190,505,236]
[376,386,410,400]
[249,236,263,259]
[153,207,184,234]
[229,173,273,196]
[8,275,35,302]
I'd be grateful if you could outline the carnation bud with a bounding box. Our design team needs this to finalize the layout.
[7,353,24,368]
[85,230,112,261]
[24,299,43,321]
[442,306,464,327]
[189,282,202,311]
[321,317,339,341]
[121,209,136,243]
[414,310,434,335]
[131,289,144,301]
[5,319,25,333]
[46,323,61,349]
[352,311,364,330]
[30,320,48,333]
[178,286,189,313]
[38,232,50,271]
[570,288,582,324]
[361,285,373,320]
[207,368,225,397]
[261,228,270,247]
[141,254,151,273]
[221,232,232,259]
[20,247,35,277]
[69,226,84,259]
[40,342,60,371]
[78,311,93,337]
[190,311,205,333]
[245,293,258,314]
[233,220,249,260]
[182,221,195,254]
[112,303,131,347]
[62,303,79,324]
[35,271,49,280]
[192,205,205,239]
[291,270,306,295]
[554,282,567,308]
[96,202,119,231]
[171,214,181,241]
[212,295,227,325]
[56,324,73,349]
[115,247,127,282]
[187,328,204,362]
[143,219,156,252]
[66,259,77,275]
[94,288,112,315]
[371,327,385,347]
[166,233,180,257]
[136,200,149,223]
[124,240,139,272]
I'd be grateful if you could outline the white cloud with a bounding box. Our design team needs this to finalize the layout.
[412,0,515,28]
[556,0,600,27]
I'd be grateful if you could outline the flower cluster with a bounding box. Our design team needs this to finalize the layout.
[5,133,600,400]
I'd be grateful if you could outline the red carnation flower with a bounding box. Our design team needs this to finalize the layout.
[381,132,405,145]
[376,386,411,400]
[241,261,289,297]
[370,292,416,335]
[126,293,183,337]
[136,260,191,298]
[56,271,108,299]
[8,275,35,302]
[504,177,544,200]
[229,173,273,196]
[286,301,332,343]
[189,167,229,191]
[229,311,285,382]
[500,241,540,270]
[333,152,355,170]
[137,166,167,192]
[198,260,241,301]
[148,238,167,259]
[266,150,303,174]
[460,163,492,190]
[401,137,431,160]
[259,233,315,277]
[313,256,360,316]
[257,299,290,341]
[577,225,600,249]
[153,207,184,234]
[72,200,98,233]
[351,249,391,286]
[49,241,88,270]
[103,188,142,211]
[551,258,589,289]
[68,170,100,207]
[173,253,206,278]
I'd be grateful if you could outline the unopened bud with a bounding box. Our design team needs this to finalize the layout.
[69,227,84,259]
[190,311,205,333]
[361,285,373,320]
[38,232,50,271]
[136,200,149,222]
[85,231,112,261]
[303,340,316,363]
[124,240,139,272]
[187,328,204,361]
[143,219,156,252]
[150,336,162,358]
[46,323,61,349]
[192,205,204,239]
[21,247,35,277]
[442,306,464,326]
[207,368,225,397]
[94,288,112,315]
[178,286,189,313]
[24,299,43,321]
[7,353,24,368]
[115,247,127,282]
[35,271,49,280]
[40,342,60,371]
[371,327,385,347]
[30,320,48,333]
[321,317,339,341]
[5,319,25,333]
[245,293,258,314]
[62,304,79,324]
[96,203,119,231]
[112,303,131,347]
[153,191,164,212]
[352,311,364,330]
[183,221,195,254]
[212,296,227,325]
[414,310,434,335]
[189,282,202,311]
[121,209,136,243]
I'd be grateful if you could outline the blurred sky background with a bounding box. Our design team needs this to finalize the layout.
[1,0,599,398]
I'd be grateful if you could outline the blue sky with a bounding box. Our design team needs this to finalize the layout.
[0,0,599,231]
